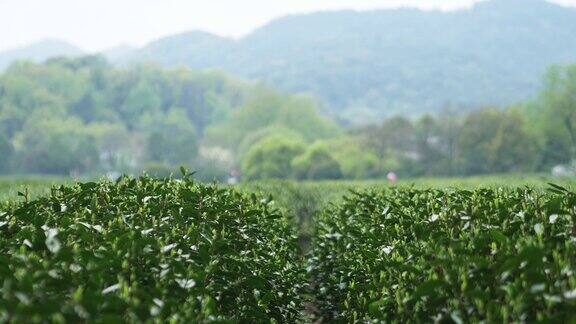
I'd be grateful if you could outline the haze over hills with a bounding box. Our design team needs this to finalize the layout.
[116,0,576,120]
[101,44,138,63]
[0,39,84,70]
[2,0,576,121]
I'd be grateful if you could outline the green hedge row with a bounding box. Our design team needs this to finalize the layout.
[0,175,304,322]
[3,178,576,322]
[310,186,576,322]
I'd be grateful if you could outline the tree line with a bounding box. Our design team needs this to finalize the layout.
[0,56,574,180]
[238,65,576,180]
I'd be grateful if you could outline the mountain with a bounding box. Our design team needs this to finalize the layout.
[0,39,83,70]
[2,0,576,121]
[114,0,576,120]
[101,44,137,63]
[127,31,235,69]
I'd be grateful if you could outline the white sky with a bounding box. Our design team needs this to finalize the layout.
[1,0,575,52]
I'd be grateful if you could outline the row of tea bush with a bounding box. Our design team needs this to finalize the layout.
[1,176,575,322]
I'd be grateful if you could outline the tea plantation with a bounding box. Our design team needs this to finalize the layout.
[0,174,304,322]
[1,176,576,322]
[310,186,576,322]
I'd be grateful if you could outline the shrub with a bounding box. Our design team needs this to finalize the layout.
[310,186,576,322]
[0,174,304,322]
[241,134,305,180]
[292,144,343,180]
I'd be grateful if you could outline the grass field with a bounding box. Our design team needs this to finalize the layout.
[1,173,573,198]
[0,175,72,203]
[1,173,574,205]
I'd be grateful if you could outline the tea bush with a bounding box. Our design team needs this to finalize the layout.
[0,174,304,322]
[310,185,576,322]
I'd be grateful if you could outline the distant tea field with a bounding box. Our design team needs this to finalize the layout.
[1,173,573,202]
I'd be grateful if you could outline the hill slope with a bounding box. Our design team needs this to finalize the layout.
[117,0,576,119]
[0,39,83,70]
[2,0,576,120]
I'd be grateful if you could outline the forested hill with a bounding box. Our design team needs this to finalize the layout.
[116,0,576,120]
[2,0,576,121]
[0,40,83,70]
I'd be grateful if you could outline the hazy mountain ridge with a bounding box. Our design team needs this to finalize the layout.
[2,0,576,120]
[113,0,576,119]
[0,39,83,70]
[124,31,235,69]
[102,44,138,62]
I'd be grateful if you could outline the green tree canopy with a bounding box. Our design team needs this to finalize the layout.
[142,108,199,166]
[534,65,576,167]
[14,116,99,175]
[241,134,306,180]
[0,133,13,173]
[236,126,304,163]
[458,109,538,174]
[206,88,338,148]
[322,136,379,179]
[292,143,343,180]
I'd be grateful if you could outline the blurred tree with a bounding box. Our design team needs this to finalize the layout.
[142,108,199,166]
[436,109,464,176]
[458,109,538,174]
[535,65,576,167]
[120,80,162,129]
[413,113,464,176]
[0,103,23,139]
[85,122,133,171]
[241,134,305,180]
[0,134,13,173]
[236,126,304,162]
[207,88,337,148]
[413,115,444,176]
[15,117,99,174]
[166,70,250,138]
[70,92,107,123]
[323,136,379,179]
[292,143,343,180]
[275,95,337,141]
[362,116,416,175]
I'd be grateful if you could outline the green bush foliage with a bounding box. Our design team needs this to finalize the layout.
[292,144,343,180]
[0,134,13,173]
[310,186,576,322]
[0,174,304,322]
[241,134,306,181]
